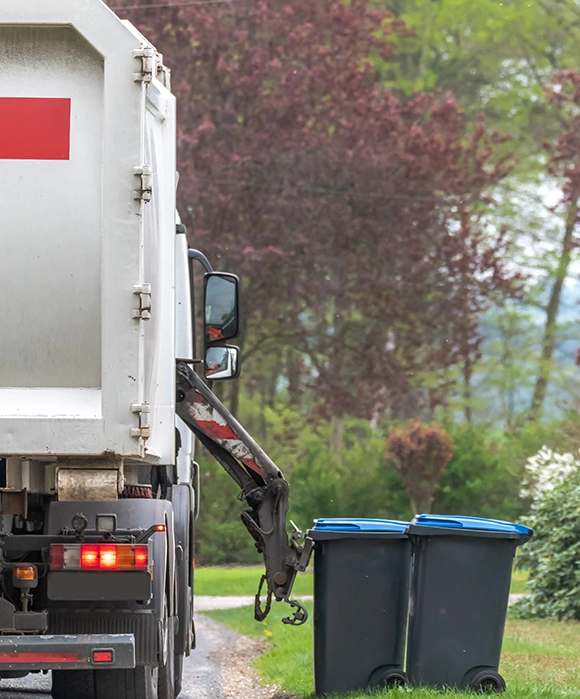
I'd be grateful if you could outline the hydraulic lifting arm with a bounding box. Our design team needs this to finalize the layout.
[176,362,310,625]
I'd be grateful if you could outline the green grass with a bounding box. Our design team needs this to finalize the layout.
[205,604,580,698]
[196,565,523,598]
[510,569,529,595]
[195,565,313,596]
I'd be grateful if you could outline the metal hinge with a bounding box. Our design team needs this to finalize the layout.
[133,47,156,83]
[132,283,152,321]
[131,403,151,439]
[133,165,152,202]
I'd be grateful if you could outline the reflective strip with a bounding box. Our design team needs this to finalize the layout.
[191,394,267,477]
[0,653,83,664]
[0,98,71,160]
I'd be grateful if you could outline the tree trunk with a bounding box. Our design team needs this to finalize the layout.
[463,356,473,424]
[228,320,247,418]
[331,416,345,458]
[286,347,302,407]
[409,493,432,516]
[530,196,579,420]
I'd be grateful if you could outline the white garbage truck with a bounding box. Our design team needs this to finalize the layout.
[0,2,307,697]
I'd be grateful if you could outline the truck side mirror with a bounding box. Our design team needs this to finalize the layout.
[204,273,240,344]
[204,346,240,381]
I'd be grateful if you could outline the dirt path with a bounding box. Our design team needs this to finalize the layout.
[179,614,280,699]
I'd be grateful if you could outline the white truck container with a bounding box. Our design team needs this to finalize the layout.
[0,0,176,464]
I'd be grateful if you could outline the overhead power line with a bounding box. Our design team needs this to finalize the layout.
[113,0,247,9]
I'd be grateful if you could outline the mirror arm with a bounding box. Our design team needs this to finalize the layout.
[187,249,214,363]
[188,249,214,273]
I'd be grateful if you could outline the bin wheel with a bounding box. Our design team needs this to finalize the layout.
[378,669,407,689]
[469,671,506,693]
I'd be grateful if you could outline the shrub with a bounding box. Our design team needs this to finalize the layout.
[514,448,580,620]
[386,421,454,514]
[432,424,527,521]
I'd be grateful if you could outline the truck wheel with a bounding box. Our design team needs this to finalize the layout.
[158,616,176,699]
[52,669,95,699]
[94,666,158,699]
[174,652,184,697]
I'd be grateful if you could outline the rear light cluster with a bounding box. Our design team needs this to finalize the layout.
[50,544,150,571]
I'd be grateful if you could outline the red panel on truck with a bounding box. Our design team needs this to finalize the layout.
[0,97,71,160]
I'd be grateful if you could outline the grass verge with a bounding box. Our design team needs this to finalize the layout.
[510,569,529,595]
[195,565,313,597]
[196,566,524,598]
[205,604,580,698]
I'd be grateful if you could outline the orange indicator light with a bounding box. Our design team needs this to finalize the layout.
[13,565,37,582]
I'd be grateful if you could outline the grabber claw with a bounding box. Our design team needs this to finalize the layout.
[282,599,308,626]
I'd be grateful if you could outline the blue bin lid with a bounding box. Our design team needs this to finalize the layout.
[412,514,532,537]
[312,518,409,534]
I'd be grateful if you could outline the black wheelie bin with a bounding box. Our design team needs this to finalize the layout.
[306,518,412,696]
[406,514,533,692]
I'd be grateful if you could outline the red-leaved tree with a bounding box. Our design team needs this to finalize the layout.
[110,0,519,420]
[386,421,454,514]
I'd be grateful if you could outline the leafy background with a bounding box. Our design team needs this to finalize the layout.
[106,0,580,566]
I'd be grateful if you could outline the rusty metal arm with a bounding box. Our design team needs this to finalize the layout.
[176,362,307,625]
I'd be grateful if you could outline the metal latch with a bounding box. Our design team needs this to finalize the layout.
[133,165,152,202]
[131,403,151,439]
[134,47,156,83]
[132,283,152,321]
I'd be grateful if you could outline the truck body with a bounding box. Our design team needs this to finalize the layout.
[0,3,305,698]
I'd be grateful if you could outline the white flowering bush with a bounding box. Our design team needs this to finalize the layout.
[515,446,580,620]
[520,446,580,503]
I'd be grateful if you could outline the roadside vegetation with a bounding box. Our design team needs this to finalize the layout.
[195,566,525,598]
[195,566,313,597]
[205,604,580,698]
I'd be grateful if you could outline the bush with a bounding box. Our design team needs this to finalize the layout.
[514,449,580,621]
[386,421,454,514]
[432,424,528,521]
[195,452,262,565]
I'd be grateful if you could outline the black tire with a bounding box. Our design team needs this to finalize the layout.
[174,652,184,697]
[158,616,176,699]
[52,669,96,699]
[469,671,507,693]
[94,666,158,699]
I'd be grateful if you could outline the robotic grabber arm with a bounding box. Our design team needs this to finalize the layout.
[176,362,310,626]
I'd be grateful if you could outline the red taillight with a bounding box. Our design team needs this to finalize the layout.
[51,545,64,569]
[98,546,117,570]
[51,544,149,571]
[134,545,149,570]
[92,650,114,663]
[80,545,99,570]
